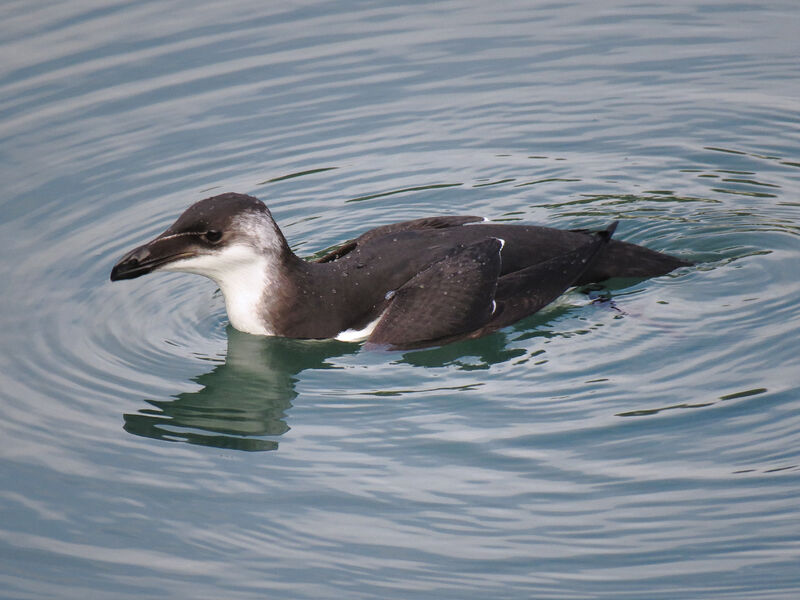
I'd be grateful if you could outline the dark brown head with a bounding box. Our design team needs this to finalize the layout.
[110,193,289,282]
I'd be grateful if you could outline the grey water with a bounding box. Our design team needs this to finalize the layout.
[1,1,799,598]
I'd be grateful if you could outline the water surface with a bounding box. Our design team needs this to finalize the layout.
[1,1,799,598]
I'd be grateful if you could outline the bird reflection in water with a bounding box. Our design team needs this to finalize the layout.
[123,329,357,451]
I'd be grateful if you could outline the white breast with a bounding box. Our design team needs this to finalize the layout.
[160,244,277,336]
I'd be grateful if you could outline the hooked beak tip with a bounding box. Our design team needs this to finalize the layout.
[110,259,146,281]
[110,244,154,282]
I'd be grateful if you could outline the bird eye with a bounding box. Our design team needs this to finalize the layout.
[204,230,223,244]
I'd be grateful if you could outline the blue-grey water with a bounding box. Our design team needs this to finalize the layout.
[1,1,799,598]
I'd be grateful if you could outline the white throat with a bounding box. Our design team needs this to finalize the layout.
[161,243,279,335]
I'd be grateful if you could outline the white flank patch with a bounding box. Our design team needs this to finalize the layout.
[335,313,384,342]
[160,243,278,335]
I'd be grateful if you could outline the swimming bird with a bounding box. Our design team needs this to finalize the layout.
[110,193,690,349]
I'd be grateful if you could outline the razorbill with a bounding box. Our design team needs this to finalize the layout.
[110,193,690,349]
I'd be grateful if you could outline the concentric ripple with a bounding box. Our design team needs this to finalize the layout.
[1,1,799,599]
